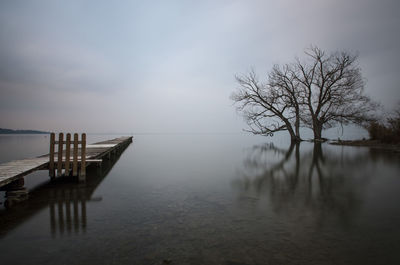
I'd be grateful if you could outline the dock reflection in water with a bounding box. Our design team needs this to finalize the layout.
[48,185,92,236]
[0,143,128,238]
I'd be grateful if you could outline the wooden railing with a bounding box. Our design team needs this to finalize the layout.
[49,133,86,178]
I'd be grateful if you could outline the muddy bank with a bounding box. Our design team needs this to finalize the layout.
[330,139,400,153]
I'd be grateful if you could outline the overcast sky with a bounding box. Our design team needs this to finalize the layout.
[1,0,399,133]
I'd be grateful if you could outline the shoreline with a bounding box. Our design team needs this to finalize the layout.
[329,139,400,152]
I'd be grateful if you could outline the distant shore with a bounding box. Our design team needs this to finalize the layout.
[0,128,49,134]
[330,139,400,152]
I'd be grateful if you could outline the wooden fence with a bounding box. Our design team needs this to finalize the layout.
[49,133,86,178]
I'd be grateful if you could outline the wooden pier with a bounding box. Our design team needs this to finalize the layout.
[0,146,128,232]
[0,133,133,189]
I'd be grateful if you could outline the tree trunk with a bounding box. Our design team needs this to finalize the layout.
[294,109,301,142]
[288,129,296,142]
[313,120,323,140]
[287,124,298,143]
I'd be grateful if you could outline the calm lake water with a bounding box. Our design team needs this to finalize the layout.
[0,134,400,265]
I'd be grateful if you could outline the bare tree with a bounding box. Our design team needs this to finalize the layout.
[231,70,302,142]
[269,64,303,141]
[232,46,377,141]
[294,46,377,140]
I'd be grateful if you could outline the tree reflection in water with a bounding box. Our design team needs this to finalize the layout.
[233,142,371,227]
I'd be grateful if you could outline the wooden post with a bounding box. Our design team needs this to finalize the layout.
[73,133,78,176]
[57,133,64,177]
[65,133,71,175]
[79,133,86,181]
[49,132,55,178]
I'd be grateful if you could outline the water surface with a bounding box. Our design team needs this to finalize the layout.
[0,134,399,265]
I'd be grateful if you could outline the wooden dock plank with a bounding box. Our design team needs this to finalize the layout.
[0,136,132,188]
[0,157,49,187]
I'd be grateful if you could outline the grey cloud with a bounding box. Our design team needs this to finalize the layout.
[1,0,399,133]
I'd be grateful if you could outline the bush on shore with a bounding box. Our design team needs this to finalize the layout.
[366,108,400,143]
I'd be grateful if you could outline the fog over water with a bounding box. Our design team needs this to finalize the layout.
[1,0,399,134]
